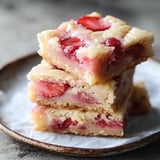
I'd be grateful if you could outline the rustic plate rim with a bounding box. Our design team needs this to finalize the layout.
[0,53,160,157]
[0,119,160,157]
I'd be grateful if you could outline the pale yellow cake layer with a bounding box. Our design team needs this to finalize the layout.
[37,12,154,84]
[31,91,132,137]
[27,61,134,114]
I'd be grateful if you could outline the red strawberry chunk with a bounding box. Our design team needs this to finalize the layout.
[104,38,145,67]
[105,37,122,48]
[36,81,70,98]
[60,37,85,61]
[73,91,97,104]
[95,114,123,128]
[77,16,110,31]
[104,37,123,66]
[79,125,87,130]
[96,119,108,128]
[125,44,145,59]
[50,118,78,131]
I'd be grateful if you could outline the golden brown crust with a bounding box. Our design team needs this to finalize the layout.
[27,60,77,85]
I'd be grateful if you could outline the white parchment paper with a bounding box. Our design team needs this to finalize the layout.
[0,59,160,149]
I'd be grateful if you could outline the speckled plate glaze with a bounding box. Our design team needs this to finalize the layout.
[0,53,160,157]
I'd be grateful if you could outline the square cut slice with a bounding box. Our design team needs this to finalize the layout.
[27,61,134,113]
[38,12,154,84]
[31,91,132,137]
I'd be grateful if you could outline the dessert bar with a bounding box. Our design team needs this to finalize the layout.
[27,11,154,137]
[38,12,154,84]
[31,91,132,137]
[27,61,134,113]
[31,83,151,137]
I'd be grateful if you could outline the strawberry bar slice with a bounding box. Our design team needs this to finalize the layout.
[27,61,134,113]
[31,90,132,137]
[38,12,154,84]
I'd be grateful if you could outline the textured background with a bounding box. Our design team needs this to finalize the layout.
[0,0,160,159]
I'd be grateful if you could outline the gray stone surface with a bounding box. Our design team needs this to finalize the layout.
[0,0,160,159]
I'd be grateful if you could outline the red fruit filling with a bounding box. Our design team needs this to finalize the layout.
[35,81,70,98]
[73,91,97,104]
[104,37,123,65]
[125,43,145,59]
[77,16,110,31]
[105,37,122,48]
[50,118,78,131]
[78,125,87,130]
[95,114,123,128]
[60,37,85,61]
[103,37,145,70]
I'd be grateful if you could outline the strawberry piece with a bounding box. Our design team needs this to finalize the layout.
[105,39,145,66]
[105,37,121,48]
[104,37,123,66]
[95,114,123,128]
[79,125,87,130]
[50,118,78,131]
[125,44,145,59]
[96,119,108,128]
[37,81,69,98]
[77,16,110,31]
[73,91,97,104]
[60,37,85,61]
[97,119,123,128]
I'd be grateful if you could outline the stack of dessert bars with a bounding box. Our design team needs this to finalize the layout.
[27,12,154,137]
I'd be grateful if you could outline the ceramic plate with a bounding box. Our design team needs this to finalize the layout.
[0,54,160,156]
